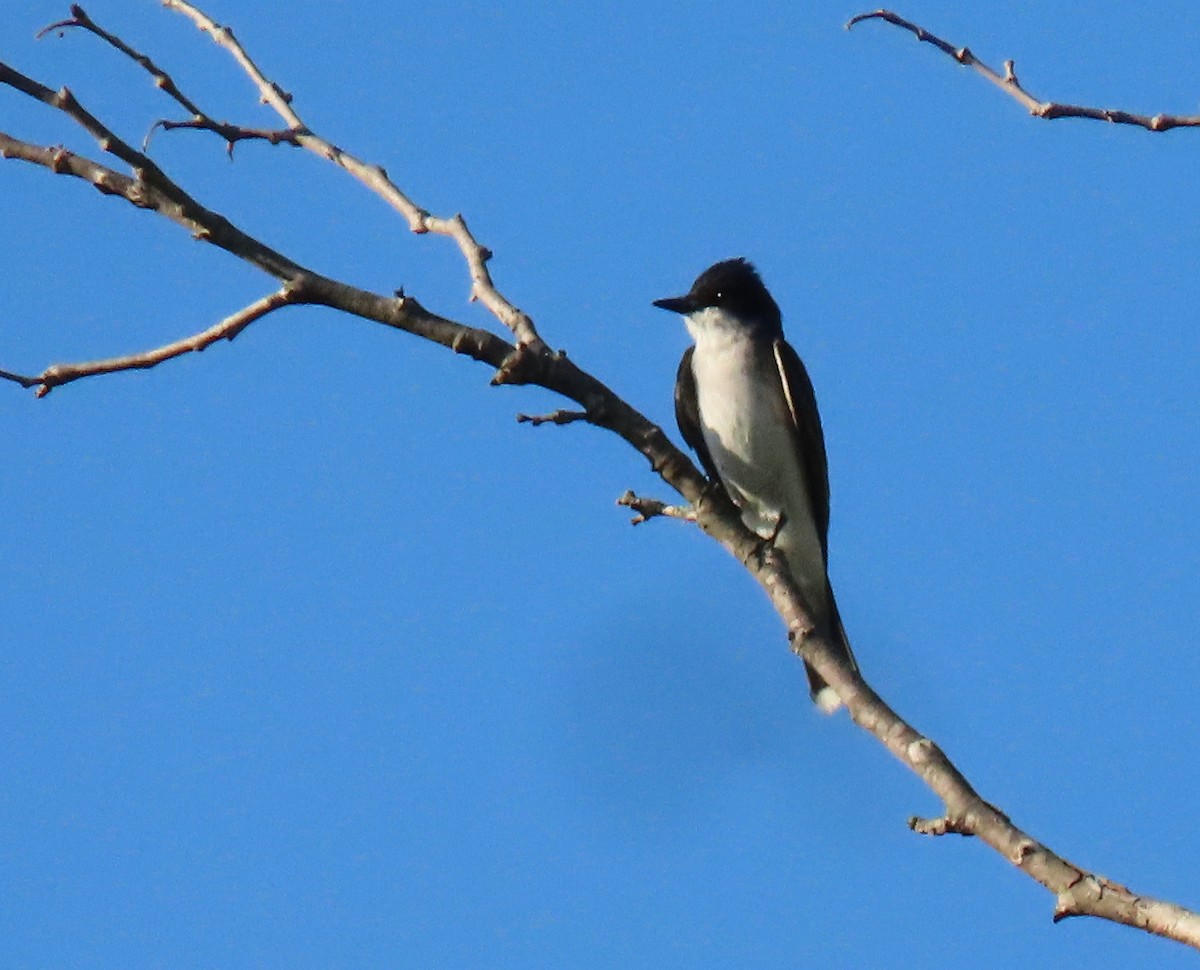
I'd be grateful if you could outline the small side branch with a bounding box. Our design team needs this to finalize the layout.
[847,10,1200,132]
[617,490,697,525]
[0,288,296,396]
[516,409,589,427]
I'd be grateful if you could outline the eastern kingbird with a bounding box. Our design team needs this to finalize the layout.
[654,258,858,712]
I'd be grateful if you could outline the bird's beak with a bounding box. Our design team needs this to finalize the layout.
[652,295,694,314]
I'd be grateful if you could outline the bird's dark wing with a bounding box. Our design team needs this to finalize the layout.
[674,347,722,484]
[773,338,832,563]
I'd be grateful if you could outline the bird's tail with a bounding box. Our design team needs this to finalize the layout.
[804,588,858,714]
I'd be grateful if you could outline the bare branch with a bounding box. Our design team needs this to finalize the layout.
[0,52,523,395]
[43,5,202,120]
[0,60,304,283]
[616,490,698,525]
[0,128,694,523]
[847,9,1200,132]
[515,409,589,427]
[766,597,1200,949]
[0,288,295,397]
[147,117,299,156]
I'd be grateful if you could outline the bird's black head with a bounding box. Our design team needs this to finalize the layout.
[653,258,782,335]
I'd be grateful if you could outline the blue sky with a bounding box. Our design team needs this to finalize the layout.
[3,1,1200,966]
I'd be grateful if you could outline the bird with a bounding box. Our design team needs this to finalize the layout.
[653,257,858,712]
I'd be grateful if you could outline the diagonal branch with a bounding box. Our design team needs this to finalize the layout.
[42,5,205,122]
[0,60,303,282]
[157,0,543,348]
[847,9,1200,132]
[0,288,296,396]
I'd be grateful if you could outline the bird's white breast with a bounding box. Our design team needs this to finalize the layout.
[687,308,828,608]
[688,322,793,526]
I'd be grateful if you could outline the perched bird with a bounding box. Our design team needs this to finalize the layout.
[654,258,858,712]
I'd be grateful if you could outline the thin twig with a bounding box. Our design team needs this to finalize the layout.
[43,5,194,119]
[148,117,300,155]
[0,288,295,396]
[515,409,589,427]
[847,9,1200,132]
[616,490,698,525]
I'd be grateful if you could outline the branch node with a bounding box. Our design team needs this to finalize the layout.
[1054,875,1103,923]
[906,736,936,763]
[490,345,544,386]
[1011,837,1038,866]
[909,814,972,837]
[785,618,816,652]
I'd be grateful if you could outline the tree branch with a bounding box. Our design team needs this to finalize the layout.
[5,3,1199,954]
[847,9,1200,132]
[616,490,698,525]
[516,409,590,427]
[0,288,296,396]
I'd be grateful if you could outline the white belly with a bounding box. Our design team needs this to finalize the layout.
[689,328,830,615]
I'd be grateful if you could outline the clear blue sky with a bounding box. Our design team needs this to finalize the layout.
[3,1,1199,966]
